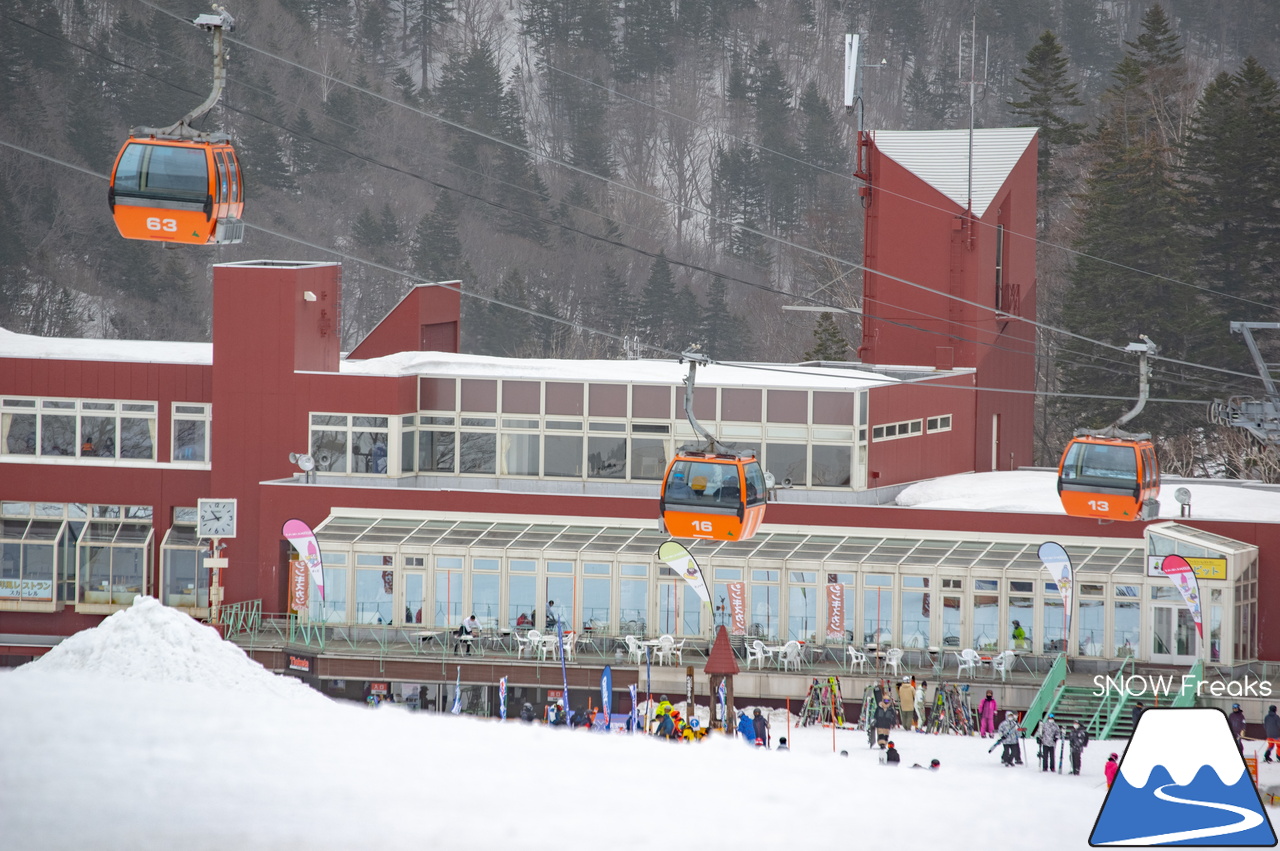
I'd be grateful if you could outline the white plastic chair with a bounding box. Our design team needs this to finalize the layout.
[778,640,803,672]
[524,629,543,660]
[991,649,1015,681]
[654,634,676,665]
[846,645,868,674]
[624,635,645,665]
[957,648,982,678]
[561,631,579,662]
[745,640,770,669]
[884,647,904,677]
[514,631,534,658]
[670,637,686,665]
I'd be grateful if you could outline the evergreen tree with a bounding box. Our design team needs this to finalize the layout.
[289,109,319,178]
[616,0,675,83]
[353,206,383,251]
[749,41,801,233]
[1124,4,1188,148]
[319,87,359,171]
[637,253,678,347]
[392,68,419,105]
[482,268,534,356]
[596,262,634,339]
[1181,58,1280,308]
[411,191,464,280]
[1009,31,1085,196]
[802,313,850,362]
[699,276,749,360]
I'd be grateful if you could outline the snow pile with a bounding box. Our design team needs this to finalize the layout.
[896,470,1280,522]
[19,596,316,701]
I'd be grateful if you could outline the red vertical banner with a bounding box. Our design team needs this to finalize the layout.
[826,583,845,640]
[726,582,747,635]
[289,559,309,613]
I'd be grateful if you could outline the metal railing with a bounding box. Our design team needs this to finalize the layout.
[1021,653,1067,736]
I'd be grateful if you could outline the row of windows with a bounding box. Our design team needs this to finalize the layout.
[0,397,210,464]
[309,413,861,488]
[871,414,952,442]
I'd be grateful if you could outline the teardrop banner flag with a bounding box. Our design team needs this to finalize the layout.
[1038,541,1074,644]
[283,519,325,602]
[658,540,712,608]
[600,666,612,728]
[1161,554,1204,637]
[499,676,508,721]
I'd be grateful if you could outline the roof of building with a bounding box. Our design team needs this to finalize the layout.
[0,327,212,365]
[704,625,741,676]
[871,127,1038,218]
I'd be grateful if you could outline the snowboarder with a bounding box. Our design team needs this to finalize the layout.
[1229,703,1247,753]
[898,679,916,731]
[1037,713,1061,772]
[978,689,999,738]
[1104,753,1119,788]
[995,710,1021,767]
[1066,719,1089,775]
[1131,700,1145,729]
[883,740,901,765]
[873,696,897,748]
[911,759,941,770]
[1265,705,1280,762]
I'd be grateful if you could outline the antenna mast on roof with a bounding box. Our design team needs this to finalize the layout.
[958,14,989,217]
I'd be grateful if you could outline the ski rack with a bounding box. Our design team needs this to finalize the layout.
[1208,322,1280,445]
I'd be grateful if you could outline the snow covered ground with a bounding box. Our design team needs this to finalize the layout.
[3,597,1278,850]
[896,469,1280,522]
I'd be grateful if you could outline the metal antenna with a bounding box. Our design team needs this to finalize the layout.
[958,14,989,215]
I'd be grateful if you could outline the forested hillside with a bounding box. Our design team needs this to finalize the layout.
[1,0,1279,469]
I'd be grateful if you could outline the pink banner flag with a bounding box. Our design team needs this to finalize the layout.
[826,583,845,640]
[289,559,309,613]
[726,582,747,636]
[1160,555,1204,637]
[283,519,325,602]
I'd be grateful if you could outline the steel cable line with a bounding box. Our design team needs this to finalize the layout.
[0,136,1220,410]
[3,7,1266,396]
[18,3,1263,388]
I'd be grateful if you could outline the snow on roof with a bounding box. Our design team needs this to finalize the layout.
[871,127,1038,218]
[897,470,1280,524]
[0,327,211,365]
[338,349,912,390]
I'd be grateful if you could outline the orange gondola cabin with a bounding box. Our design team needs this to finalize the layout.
[660,451,767,541]
[1057,435,1160,522]
[108,138,244,245]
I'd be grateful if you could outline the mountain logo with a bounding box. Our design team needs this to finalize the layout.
[1090,708,1277,846]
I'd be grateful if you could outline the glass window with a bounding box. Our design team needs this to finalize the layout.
[404,573,425,623]
[657,583,679,636]
[172,403,210,463]
[1114,600,1139,656]
[41,414,75,456]
[499,434,539,476]
[310,566,346,623]
[620,579,648,635]
[750,582,779,640]
[507,574,535,627]
[312,428,348,472]
[119,416,154,460]
[351,429,388,474]
[1009,596,1033,650]
[901,578,931,649]
[630,438,667,480]
[547,561,573,574]
[459,432,496,473]
[583,577,611,630]
[160,524,207,608]
[973,593,999,651]
[355,567,394,624]
[862,575,893,645]
[434,571,461,626]
[1078,598,1104,656]
[587,436,626,478]
[545,576,573,630]
[1041,595,1065,653]
[766,443,807,487]
[682,585,701,635]
[2,412,36,454]
[419,430,455,472]
[400,420,415,474]
[583,562,610,575]
[620,564,647,577]
[543,435,582,477]
[811,445,851,487]
[471,572,500,625]
[510,559,536,573]
[788,585,816,641]
[473,558,499,571]
[941,595,961,648]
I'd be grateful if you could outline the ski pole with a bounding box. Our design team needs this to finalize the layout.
[1059,739,1065,774]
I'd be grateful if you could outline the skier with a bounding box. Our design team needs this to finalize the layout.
[915,679,927,730]
[1066,719,1089,775]
[1229,703,1247,753]
[911,759,941,770]
[995,710,1021,767]
[883,740,901,765]
[752,708,771,748]
[1037,712,1061,772]
[873,696,897,749]
[1104,753,1120,788]
[898,678,916,731]
[1265,705,1280,762]
[1131,700,1145,729]
[519,702,536,723]
[978,689,999,738]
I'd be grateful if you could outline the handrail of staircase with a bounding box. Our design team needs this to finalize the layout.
[1021,652,1068,736]
[1172,660,1202,708]
[1100,655,1137,739]
[286,612,327,651]
[218,599,262,638]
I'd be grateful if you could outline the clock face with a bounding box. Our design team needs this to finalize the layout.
[198,499,237,538]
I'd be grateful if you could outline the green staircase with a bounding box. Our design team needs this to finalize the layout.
[1022,657,1202,740]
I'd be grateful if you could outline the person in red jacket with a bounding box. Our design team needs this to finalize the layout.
[1104,753,1120,788]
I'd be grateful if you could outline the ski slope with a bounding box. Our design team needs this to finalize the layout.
[2,598,1277,850]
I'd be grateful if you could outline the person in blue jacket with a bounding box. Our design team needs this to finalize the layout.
[737,710,756,743]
